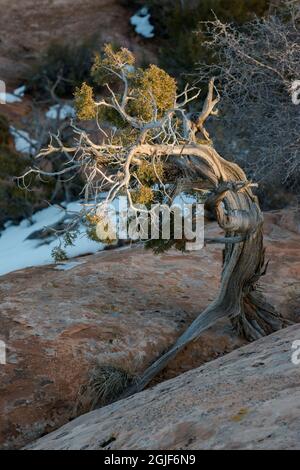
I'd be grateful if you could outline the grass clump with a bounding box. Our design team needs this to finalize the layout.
[75,365,133,414]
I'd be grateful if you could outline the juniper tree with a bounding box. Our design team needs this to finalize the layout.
[21,45,287,397]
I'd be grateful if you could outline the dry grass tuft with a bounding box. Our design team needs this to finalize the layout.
[74,365,134,415]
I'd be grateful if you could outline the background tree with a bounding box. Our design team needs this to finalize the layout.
[197,5,300,200]
[143,0,270,78]
[22,45,288,398]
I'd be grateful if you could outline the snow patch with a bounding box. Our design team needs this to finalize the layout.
[55,260,86,271]
[14,85,26,98]
[10,126,38,154]
[130,7,154,38]
[0,201,104,277]
[0,192,200,277]
[0,85,26,103]
[46,104,75,120]
[0,93,21,104]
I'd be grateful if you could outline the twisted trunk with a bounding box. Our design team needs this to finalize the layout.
[120,143,287,398]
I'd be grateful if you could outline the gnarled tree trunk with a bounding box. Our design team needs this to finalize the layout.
[120,142,287,398]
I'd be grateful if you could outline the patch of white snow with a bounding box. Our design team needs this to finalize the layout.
[130,7,154,38]
[14,85,26,97]
[46,104,75,120]
[9,126,38,154]
[55,260,86,271]
[0,85,26,104]
[0,201,104,277]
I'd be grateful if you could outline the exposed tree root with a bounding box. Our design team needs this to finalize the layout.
[232,291,290,341]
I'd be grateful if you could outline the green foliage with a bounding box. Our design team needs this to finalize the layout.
[86,224,101,243]
[75,45,177,125]
[129,64,177,121]
[72,46,184,248]
[145,208,187,254]
[136,160,164,186]
[86,220,103,243]
[145,237,186,254]
[0,114,10,146]
[98,104,127,129]
[131,185,154,205]
[63,230,78,247]
[51,246,68,262]
[84,213,115,244]
[91,44,135,86]
[74,82,97,120]
[92,46,176,122]
[0,145,28,178]
[50,230,78,261]
[110,127,140,146]
[0,115,33,226]
[88,218,117,245]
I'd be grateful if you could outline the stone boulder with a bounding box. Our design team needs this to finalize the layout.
[0,209,299,448]
[26,324,300,450]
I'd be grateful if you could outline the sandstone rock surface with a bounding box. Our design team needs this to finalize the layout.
[0,0,156,86]
[0,209,299,449]
[26,324,300,450]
